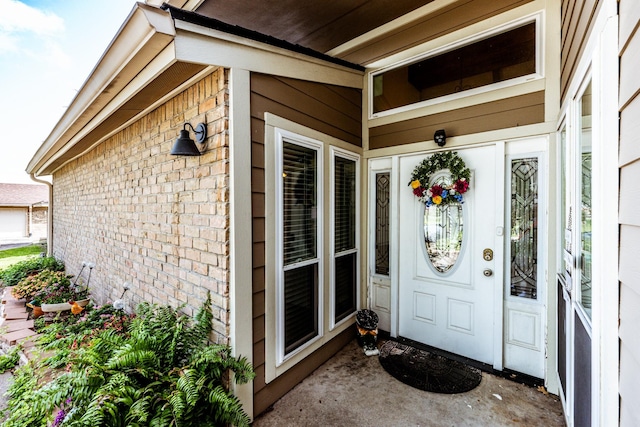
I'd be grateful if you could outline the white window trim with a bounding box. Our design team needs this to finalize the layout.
[264,113,362,383]
[368,12,545,120]
[274,128,324,367]
[329,146,361,331]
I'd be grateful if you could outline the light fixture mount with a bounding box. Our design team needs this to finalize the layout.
[434,129,446,147]
[192,123,207,143]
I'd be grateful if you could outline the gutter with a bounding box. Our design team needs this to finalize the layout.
[29,174,53,257]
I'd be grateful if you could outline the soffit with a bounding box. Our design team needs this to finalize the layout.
[41,62,207,174]
[193,0,436,54]
[27,3,207,177]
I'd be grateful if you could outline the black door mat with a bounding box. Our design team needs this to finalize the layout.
[378,340,482,394]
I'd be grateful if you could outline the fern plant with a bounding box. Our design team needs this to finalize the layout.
[1,292,254,427]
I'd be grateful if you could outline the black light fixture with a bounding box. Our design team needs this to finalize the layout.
[171,122,207,156]
[434,129,446,147]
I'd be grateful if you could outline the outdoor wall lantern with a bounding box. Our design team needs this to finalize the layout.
[170,122,207,156]
[434,129,446,147]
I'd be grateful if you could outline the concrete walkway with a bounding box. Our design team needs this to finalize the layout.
[252,339,566,427]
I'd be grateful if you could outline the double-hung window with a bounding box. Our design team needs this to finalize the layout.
[273,127,360,369]
[280,139,322,357]
[331,149,359,326]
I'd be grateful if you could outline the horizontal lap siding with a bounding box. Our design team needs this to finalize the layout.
[618,1,640,425]
[339,0,533,66]
[250,73,361,415]
[369,91,544,149]
[561,0,599,100]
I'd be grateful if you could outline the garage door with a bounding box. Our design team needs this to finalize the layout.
[0,209,27,239]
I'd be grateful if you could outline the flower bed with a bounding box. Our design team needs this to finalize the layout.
[2,293,255,427]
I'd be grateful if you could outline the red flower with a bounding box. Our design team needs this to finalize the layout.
[454,179,469,194]
[430,185,444,197]
[413,186,425,197]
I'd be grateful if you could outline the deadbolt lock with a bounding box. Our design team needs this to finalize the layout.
[483,269,493,277]
[483,248,493,261]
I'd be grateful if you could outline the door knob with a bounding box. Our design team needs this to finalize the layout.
[483,269,493,277]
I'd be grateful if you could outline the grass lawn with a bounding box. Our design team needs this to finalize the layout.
[0,245,44,270]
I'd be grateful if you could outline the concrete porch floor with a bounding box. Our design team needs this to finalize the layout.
[252,339,566,426]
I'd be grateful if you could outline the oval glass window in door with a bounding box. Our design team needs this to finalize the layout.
[423,182,464,273]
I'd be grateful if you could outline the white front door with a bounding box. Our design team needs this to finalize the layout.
[398,145,503,366]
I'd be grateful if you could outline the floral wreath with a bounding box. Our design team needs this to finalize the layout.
[409,151,471,206]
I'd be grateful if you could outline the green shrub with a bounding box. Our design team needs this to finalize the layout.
[0,256,65,287]
[0,346,20,373]
[12,270,72,301]
[2,293,255,427]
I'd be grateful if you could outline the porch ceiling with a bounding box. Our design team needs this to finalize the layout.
[193,0,436,54]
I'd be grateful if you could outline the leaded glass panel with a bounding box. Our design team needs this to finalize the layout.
[579,81,592,317]
[510,158,538,299]
[423,176,463,273]
[375,173,390,276]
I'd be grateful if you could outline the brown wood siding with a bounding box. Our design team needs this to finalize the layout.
[338,0,533,66]
[369,91,544,149]
[560,0,600,101]
[618,1,640,425]
[250,73,361,416]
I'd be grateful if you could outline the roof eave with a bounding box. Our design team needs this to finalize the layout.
[27,3,177,177]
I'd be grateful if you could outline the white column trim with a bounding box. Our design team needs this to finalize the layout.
[228,67,254,420]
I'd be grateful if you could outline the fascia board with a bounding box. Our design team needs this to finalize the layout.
[35,44,183,176]
[326,0,459,57]
[173,20,364,89]
[27,3,176,176]
[145,0,194,9]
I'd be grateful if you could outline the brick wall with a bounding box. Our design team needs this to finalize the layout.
[51,68,231,343]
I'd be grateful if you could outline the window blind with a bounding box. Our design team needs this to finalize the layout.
[283,142,317,266]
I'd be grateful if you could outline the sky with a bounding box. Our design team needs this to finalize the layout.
[0,0,139,184]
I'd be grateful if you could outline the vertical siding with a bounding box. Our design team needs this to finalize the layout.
[618,1,640,425]
[560,0,601,100]
[250,73,361,415]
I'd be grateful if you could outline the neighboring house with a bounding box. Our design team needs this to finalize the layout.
[0,183,48,242]
[24,0,632,425]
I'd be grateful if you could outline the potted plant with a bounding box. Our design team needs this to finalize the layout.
[37,283,89,313]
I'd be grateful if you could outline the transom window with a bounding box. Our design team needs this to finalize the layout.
[371,18,539,117]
